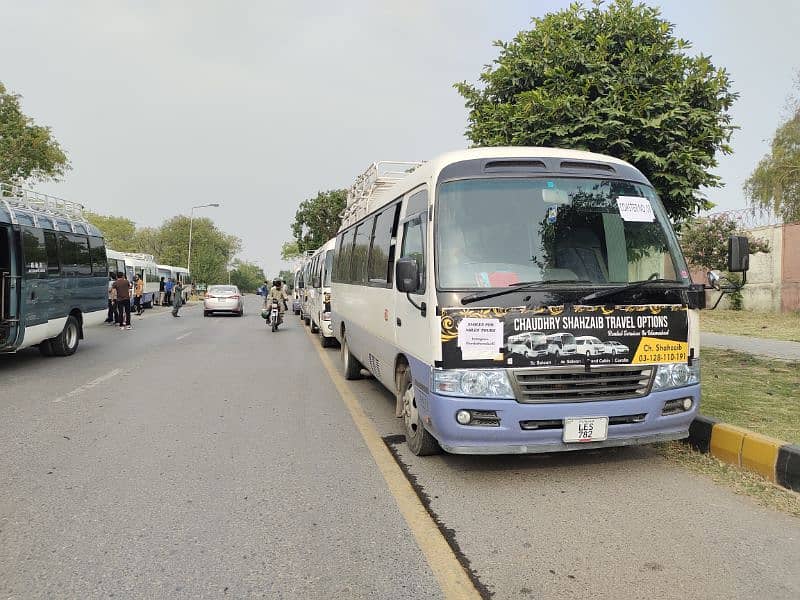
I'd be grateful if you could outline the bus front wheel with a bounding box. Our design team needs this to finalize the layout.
[398,367,440,456]
[51,315,80,356]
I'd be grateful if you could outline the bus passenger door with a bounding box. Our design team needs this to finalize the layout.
[394,212,430,362]
[0,225,21,348]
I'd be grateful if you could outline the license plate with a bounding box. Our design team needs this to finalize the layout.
[563,417,608,443]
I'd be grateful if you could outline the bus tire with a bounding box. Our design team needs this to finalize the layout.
[321,333,334,348]
[38,340,54,356]
[51,315,80,356]
[397,367,440,456]
[310,320,319,334]
[342,336,362,380]
[304,316,311,327]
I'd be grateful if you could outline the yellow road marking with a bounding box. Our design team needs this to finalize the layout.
[306,327,482,600]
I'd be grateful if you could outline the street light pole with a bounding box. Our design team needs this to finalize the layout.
[187,203,220,275]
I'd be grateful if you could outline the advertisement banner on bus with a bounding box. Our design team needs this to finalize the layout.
[440,304,688,369]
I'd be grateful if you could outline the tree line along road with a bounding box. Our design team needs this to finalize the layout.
[0,296,798,599]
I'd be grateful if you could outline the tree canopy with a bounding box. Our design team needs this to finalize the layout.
[290,189,346,252]
[0,82,70,183]
[744,94,800,222]
[454,0,737,222]
[85,212,137,252]
[230,260,266,293]
[87,211,241,285]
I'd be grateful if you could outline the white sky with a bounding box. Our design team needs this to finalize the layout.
[2,0,798,274]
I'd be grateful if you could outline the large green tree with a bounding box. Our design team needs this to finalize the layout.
[85,212,137,252]
[156,215,241,285]
[0,82,70,183]
[455,0,737,221]
[744,102,800,222]
[290,189,346,252]
[230,259,266,293]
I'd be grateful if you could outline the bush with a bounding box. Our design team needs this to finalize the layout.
[680,214,769,271]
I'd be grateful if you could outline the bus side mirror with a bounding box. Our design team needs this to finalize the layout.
[396,257,419,293]
[728,236,750,272]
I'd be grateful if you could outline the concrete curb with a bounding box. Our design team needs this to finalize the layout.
[685,416,800,492]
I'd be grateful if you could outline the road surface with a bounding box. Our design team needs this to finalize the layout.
[1,297,798,599]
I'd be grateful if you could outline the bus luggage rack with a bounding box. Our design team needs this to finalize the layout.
[341,161,423,227]
[510,366,654,403]
[0,182,87,222]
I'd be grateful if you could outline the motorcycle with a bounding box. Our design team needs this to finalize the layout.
[268,299,282,332]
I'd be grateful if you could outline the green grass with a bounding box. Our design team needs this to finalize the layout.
[700,347,800,444]
[700,309,800,342]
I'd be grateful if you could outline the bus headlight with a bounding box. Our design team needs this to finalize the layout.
[652,361,700,392]
[433,369,515,399]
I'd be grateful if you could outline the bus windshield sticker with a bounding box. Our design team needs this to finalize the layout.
[457,317,504,360]
[616,196,655,222]
[440,304,688,369]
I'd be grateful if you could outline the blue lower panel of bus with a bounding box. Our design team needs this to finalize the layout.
[408,358,699,455]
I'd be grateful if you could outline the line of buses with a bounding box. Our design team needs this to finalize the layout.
[1,183,190,356]
[291,147,751,457]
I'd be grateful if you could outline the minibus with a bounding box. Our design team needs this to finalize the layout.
[1,183,106,356]
[331,148,747,456]
[307,238,336,347]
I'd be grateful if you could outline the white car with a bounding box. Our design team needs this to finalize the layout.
[605,341,630,355]
[574,335,606,355]
[204,285,244,317]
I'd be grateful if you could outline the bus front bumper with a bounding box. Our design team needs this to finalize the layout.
[422,385,700,455]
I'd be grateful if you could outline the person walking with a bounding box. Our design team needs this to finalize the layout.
[158,276,166,306]
[112,272,132,330]
[164,278,174,306]
[133,275,144,316]
[172,280,184,317]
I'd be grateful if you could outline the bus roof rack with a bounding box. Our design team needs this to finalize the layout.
[0,181,88,223]
[341,161,423,228]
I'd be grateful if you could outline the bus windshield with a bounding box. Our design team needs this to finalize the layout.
[436,177,688,290]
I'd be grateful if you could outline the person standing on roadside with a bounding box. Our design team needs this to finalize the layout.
[133,274,144,316]
[172,280,184,317]
[112,272,132,330]
[105,272,116,323]
[164,277,174,306]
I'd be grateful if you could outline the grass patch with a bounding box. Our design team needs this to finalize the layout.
[656,442,800,518]
[700,309,800,342]
[700,347,800,444]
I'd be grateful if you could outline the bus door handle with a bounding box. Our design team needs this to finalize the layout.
[396,317,402,327]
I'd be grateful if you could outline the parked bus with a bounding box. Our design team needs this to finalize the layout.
[157,264,191,302]
[331,148,748,456]
[292,266,304,315]
[300,254,314,324]
[306,237,336,347]
[105,250,159,308]
[1,183,107,356]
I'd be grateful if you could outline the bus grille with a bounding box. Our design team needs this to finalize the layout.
[510,366,653,403]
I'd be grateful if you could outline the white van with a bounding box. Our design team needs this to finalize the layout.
[574,335,606,356]
[307,237,336,347]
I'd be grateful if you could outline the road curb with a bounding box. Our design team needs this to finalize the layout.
[685,416,800,492]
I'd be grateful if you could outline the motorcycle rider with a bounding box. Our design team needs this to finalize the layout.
[265,278,289,321]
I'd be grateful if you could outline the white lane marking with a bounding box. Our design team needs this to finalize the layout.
[175,332,193,341]
[53,369,122,403]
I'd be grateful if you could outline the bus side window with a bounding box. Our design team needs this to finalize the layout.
[44,231,60,276]
[88,237,107,275]
[400,216,426,293]
[21,227,47,278]
[367,204,398,287]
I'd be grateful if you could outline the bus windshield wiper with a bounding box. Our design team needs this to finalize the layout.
[460,280,593,305]
[577,277,686,304]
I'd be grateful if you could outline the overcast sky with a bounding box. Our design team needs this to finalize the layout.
[2,0,798,274]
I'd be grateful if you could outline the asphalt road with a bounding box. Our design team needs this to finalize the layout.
[1,297,798,599]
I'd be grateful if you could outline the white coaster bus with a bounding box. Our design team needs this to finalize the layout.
[1,183,107,356]
[331,148,749,456]
[306,237,336,347]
